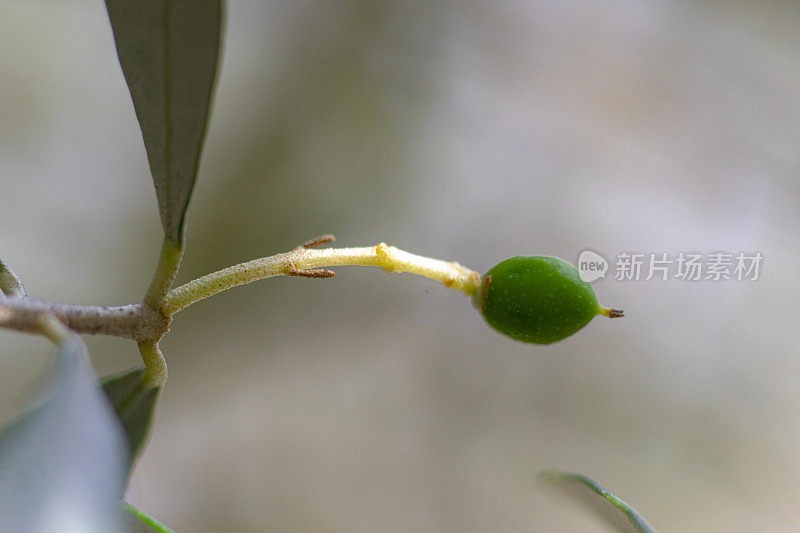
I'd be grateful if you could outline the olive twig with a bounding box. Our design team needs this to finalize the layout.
[163,235,481,316]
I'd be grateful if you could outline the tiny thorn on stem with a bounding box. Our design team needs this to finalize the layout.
[287,262,336,278]
[300,234,337,249]
[602,308,624,318]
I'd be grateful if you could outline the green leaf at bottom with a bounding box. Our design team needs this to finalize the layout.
[102,368,161,471]
[541,471,656,533]
[123,501,175,533]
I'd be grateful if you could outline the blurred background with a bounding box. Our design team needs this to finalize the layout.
[2,1,799,531]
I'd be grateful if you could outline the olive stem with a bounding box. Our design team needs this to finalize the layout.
[143,238,184,312]
[163,237,481,316]
[138,340,167,387]
[0,298,168,341]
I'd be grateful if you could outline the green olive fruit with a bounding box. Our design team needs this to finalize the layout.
[475,256,622,345]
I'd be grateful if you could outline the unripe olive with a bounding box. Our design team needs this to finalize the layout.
[476,256,622,345]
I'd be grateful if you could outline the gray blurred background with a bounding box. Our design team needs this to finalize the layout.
[2,1,799,531]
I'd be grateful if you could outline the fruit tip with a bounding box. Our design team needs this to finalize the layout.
[601,307,624,318]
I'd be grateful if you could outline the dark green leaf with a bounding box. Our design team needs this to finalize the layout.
[0,337,128,530]
[541,471,656,533]
[123,501,175,533]
[105,0,222,245]
[102,368,161,471]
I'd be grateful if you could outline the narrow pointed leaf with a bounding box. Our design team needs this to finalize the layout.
[541,471,656,533]
[102,368,161,471]
[105,0,222,245]
[123,501,175,533]
[0,337,128,531]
